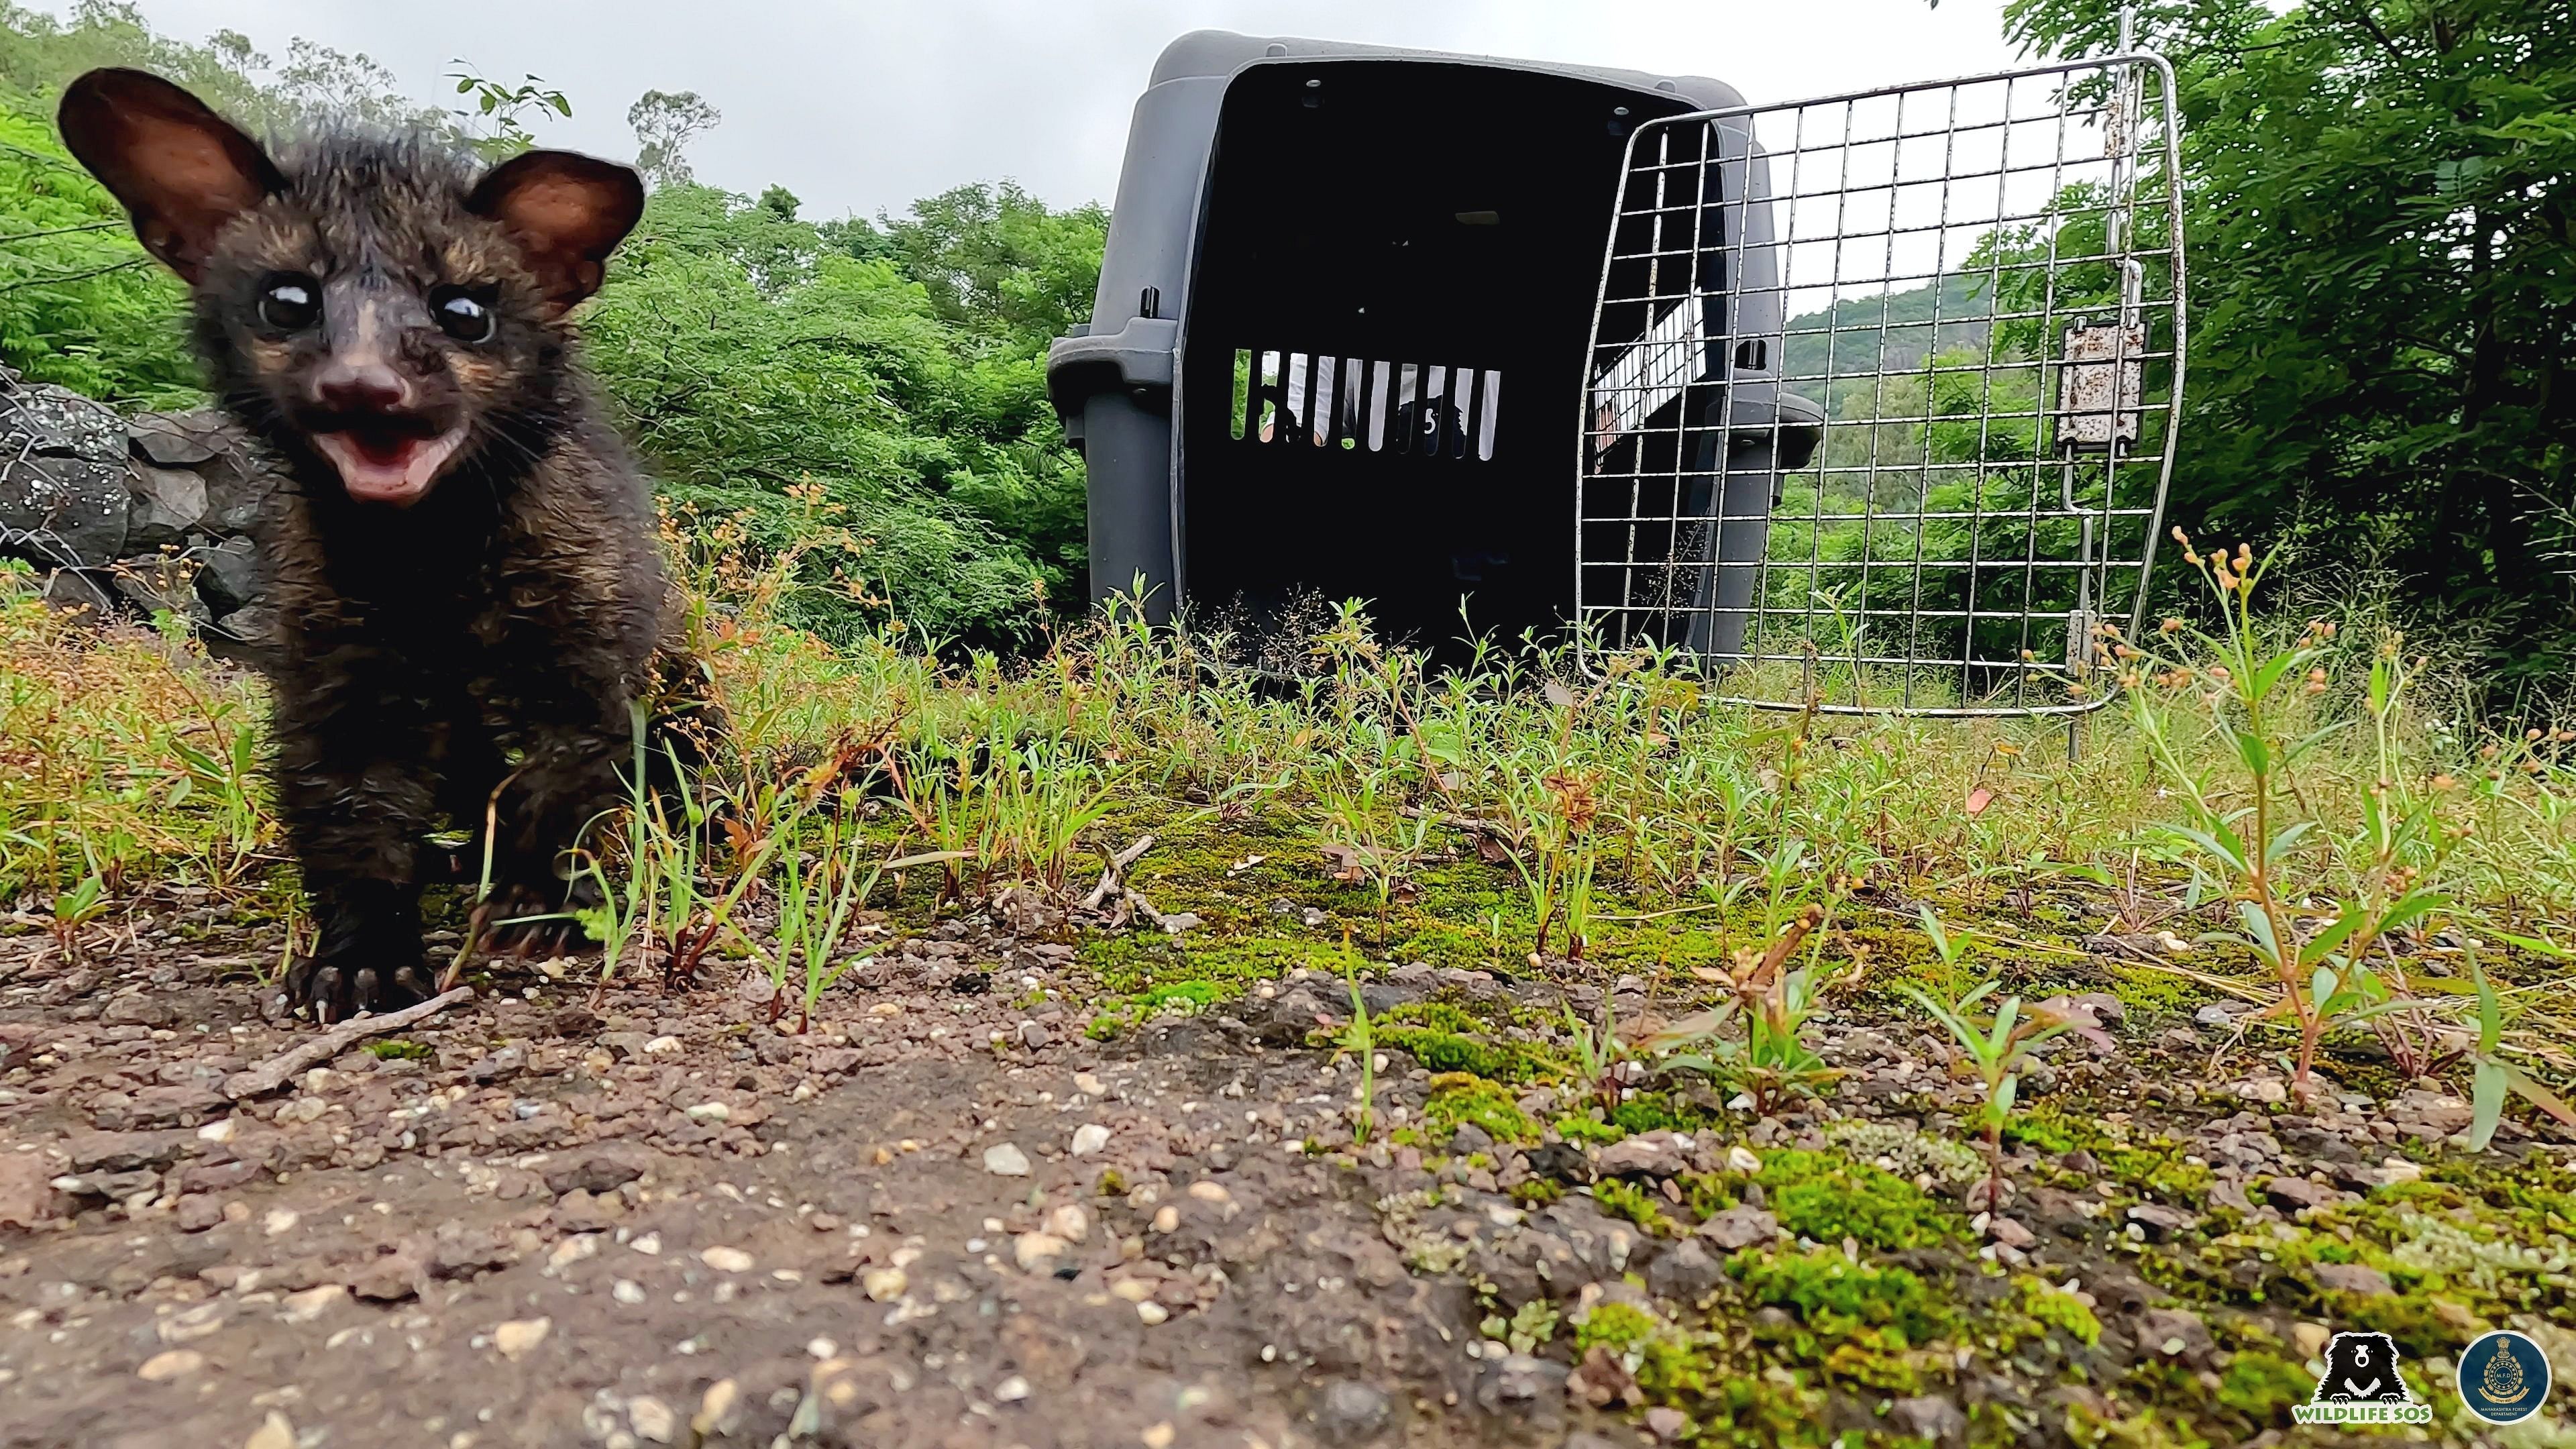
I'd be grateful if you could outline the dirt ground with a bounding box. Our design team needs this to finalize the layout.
[3,894,2573,1448]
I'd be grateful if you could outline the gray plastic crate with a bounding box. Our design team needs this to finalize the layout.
[1048,30,1817,658]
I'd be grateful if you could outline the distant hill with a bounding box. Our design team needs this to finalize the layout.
[1781,274,1995,402]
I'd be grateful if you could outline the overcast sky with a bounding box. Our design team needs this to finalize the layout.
[36,0,2029,221]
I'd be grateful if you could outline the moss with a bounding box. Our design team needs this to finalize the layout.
[1610,1094,1724,1137]
[1422,1073,1538,1144]
[2214,1350,2314,1426]
[1571,1300,1662,1357]
[366,1039,431,1061]
[1731,1247,1951,1392]
[2106,962,2205,1020]
[1757,1149,1958,1251]
[1377,1025,1550,1081]
[1083,979,1228,1039]
[2004,1275,2102,1347]
[1554,1113,1625,1145]
[1594,1178,1678,1235]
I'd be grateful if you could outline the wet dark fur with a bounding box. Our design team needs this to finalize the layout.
[180,132,683,1014]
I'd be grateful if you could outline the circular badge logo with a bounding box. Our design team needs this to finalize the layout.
[2459,1330,2552,1425]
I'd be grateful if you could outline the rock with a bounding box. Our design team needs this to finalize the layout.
[174,1194,225,1233]
[1587,1129,1690,1175]
[2194,1004,2243,1029]
[129,413,221,466]
[64,1130,187,1173]
[983,1142,1032,1177]
[1727,1144,1763,1175]
[492,1316,551,1360]
[1697,1204,1777,1251]
[1473,1352,1568,1412]
[2136,1307,2213,1365]
[244,1410,297,1449]
[1448,1122,1496,1157]
[1645,1238,1724,1303]
[698,1246,755,1273]
[0,1154,72,1228]
[466,1046,526,1084]
[1017,1021,1052,1049]
[124,464,208,548]
[1070,1124,1111,1157]
[136,1348,206,1382]
[1136,1301,1170,1326]
[1013,1232,1071,1273]
[1889,1395,1967,1445]
[1524,1142,1593,1185]
[278,1285,345,1323]
[2390,1089,2474,1136]
[2265,1175,2333,1212]
[2125,1203,2198,1240]
[1644,1407,1690,1442]
[101,994,174,1027]
[1987,1216,2037,1249]
[692,1380,743,1439]
[541,1143,651,1195]
[861,1267,906,1301]
[993,1374,1032,1403]
[627,1395,678,1444]
[1046,1203,1091,1243]
[2313,1263,2394,1296]
[1313,1379,1391,1440]
[2292,1322,2332,1358]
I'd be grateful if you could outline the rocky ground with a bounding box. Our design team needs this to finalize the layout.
[3,893,2574,1448]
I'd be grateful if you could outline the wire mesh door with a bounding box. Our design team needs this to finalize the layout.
[1576,56,2186,715]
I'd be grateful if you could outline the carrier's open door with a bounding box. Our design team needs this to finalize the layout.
[1576,55,2186,716]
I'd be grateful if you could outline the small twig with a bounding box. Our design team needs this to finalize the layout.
[223,987,474,1099]
[1083,834,1156,910]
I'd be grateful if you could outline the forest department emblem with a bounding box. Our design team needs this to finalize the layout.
[2293,1332,2432,1426]
[2457,1330,2553,1426]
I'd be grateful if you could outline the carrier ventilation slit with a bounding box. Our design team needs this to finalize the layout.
[1234,348,1503,460]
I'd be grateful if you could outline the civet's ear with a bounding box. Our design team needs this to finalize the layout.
[467,150,646,312]
[58,68,284,282]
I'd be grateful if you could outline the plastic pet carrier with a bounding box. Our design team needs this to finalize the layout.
[1051,31,2184,714]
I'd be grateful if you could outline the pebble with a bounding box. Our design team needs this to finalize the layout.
[278,1285,346,1324]
[806,1337,838,1359]
[1046,1203,1091,1243]
[699,1246,755,1273]
[174,1194,224,1232]
[1186,1181,1231,1204]
[809,1213,842,1232]
[983,1143,1032,1177]
[244,1411,296,1449]
[136,1349,205,1382]
[1074,1073,1107,1097]
[643,1035,684,1055]
[994,1375,1031,1403]
[1136,1301,1171,1326]
[612,1279,647,1305]
[861,1267,907,1301]
[684,1102,731,1124]
[1727,1146,1762,1175]
[1014,1232,1071,1272]
[262,1208,299,1237]
[1071,1124,1111,1157]
[1141,1424,1176,1449]
[692,1380,743,1438]
[627,1395,677,1444]
[493,1316,551,1360]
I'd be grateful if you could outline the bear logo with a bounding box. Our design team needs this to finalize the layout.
[2314,1332,2414,1403]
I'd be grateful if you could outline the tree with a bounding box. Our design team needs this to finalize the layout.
[629,89,718,190]
[1994,0,2576,688]
[881,181,1109,350]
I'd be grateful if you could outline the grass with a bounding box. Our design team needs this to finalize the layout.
[9,535,2576,1446]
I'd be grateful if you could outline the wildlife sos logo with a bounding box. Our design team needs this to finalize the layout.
[2292,1332,2432,1426]
[2456,1330,2552,1426]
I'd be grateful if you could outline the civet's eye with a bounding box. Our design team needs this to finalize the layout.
[257,275,319,331]
[431,287,496,343]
